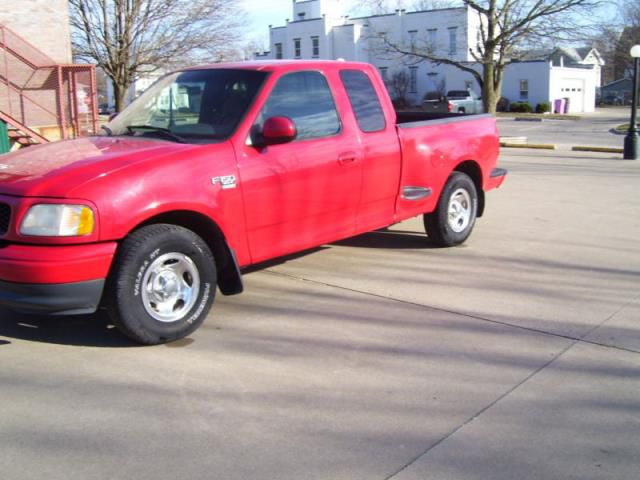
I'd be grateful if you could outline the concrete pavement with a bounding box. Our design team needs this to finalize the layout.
[498,106,630,150]
[1,148,639,479]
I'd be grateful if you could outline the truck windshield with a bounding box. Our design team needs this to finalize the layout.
[104,69,267,143]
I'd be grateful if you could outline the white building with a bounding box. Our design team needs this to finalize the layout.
[256,0,603,113]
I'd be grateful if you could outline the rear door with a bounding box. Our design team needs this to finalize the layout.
[338,68,402,232]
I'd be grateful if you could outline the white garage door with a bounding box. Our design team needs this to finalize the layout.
[559,78,585,113]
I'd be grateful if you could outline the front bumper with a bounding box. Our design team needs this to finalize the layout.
[0,279,105,315]
[0,241,117,315]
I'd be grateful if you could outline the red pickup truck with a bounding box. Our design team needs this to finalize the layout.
[0,60,505,344]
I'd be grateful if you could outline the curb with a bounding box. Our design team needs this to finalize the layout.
[500,142,556,150]
[500,136,527,144]
[572,146,624,154]
[515,117,543,122]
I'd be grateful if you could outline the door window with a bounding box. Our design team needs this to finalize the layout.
[257,71,341,140]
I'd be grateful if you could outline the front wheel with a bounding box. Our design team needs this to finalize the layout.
[105,224,217,345]
[424,172,478,247]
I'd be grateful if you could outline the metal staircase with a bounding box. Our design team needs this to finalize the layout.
[0,23,98,152]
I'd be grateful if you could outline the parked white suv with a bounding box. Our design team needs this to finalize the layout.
[447,90,483,114]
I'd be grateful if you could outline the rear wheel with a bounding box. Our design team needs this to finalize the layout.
[424,172,478,247]
[105,224,217,344]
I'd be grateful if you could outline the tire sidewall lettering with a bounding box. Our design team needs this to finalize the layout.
[133,259,149,297]
[186,282,211,324]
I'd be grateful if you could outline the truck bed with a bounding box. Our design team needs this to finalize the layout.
[395,111,488,126]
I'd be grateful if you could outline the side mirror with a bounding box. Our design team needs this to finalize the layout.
[262,116,297,145]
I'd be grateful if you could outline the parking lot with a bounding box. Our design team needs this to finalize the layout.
[1,112,639,479]
[498,106,628,149]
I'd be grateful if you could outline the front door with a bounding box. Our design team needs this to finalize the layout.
[237,70,362,263]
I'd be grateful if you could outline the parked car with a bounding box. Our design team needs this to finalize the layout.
[446,90,484,114]
[0,60,506,344]
[422,91,453,113]
[601,94,623,106]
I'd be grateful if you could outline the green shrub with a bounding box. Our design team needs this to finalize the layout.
[510,102,533,113]
[535,102,551,113]
[496,97,510,112]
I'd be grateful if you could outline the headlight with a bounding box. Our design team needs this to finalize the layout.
[20,204,95,236]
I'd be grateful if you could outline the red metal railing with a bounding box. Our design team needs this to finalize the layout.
[0,23,98,144]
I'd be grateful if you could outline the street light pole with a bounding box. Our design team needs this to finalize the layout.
[623,45,640,160]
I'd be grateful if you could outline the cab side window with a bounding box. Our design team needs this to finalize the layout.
[339,69,386,133]
[258,71,340,140]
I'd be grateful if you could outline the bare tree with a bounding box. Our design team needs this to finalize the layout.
[369,0,600,113]
[69,0,244,111]
[412,0,458,10]
[590,2,640,83]
[612,2,640,79]
[592,26,621,84]
[387,69,412,107]
[352,0,455,13]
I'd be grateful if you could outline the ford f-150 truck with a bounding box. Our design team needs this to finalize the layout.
[0,60,505,344]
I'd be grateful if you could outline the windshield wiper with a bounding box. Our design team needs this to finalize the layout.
[126,125,187,143]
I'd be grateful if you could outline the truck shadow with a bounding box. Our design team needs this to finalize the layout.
[0,308,139,348]
[0,230,438,347]
[334,229,441,249]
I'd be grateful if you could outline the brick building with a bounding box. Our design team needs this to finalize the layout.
[0,0,72,64]
[0,0,97,148]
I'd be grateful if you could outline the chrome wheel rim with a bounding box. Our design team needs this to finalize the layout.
[141,253,200,323]
[447,188,472,233]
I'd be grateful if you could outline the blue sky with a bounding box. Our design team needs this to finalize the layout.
[242,0,361,45]
[240,0,620,47]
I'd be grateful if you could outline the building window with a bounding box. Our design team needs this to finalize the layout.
[519,79,529,99]
[427,28,437,51]
[408,30,417,53]
[448,27,457,55]
[275,43,283,59]
[379,67,388,83]
[409,67,418,93]
[312,36,319,58]
[294,38,301,58]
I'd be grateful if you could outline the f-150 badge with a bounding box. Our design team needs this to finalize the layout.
[211,175,237,189]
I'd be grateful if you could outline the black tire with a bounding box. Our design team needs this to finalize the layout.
[458,107,466,114]
[424,172,478,247]
[105,224,217,345]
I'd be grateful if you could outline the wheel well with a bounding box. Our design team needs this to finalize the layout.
[133,210,243,295]
[454,161,485,217]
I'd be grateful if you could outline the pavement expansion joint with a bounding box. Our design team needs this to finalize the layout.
[263,270,640,356]
[383,339,579,480]
[257,274,640,480]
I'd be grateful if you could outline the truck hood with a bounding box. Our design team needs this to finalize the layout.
[0,136,202,197]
